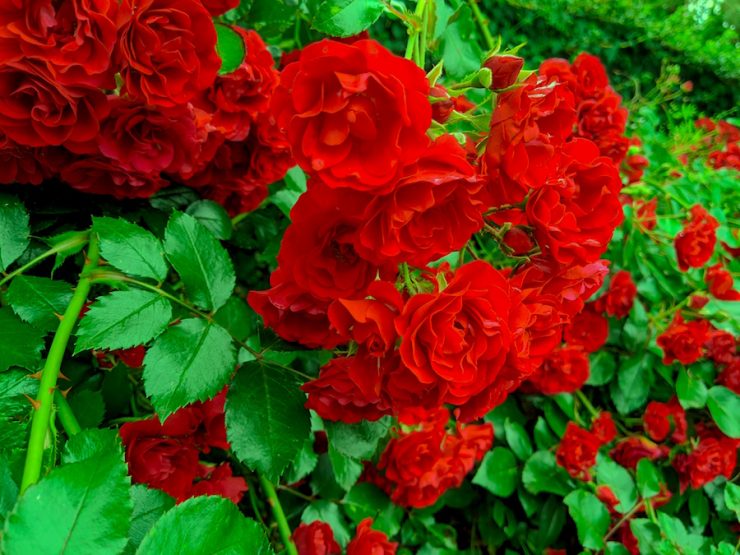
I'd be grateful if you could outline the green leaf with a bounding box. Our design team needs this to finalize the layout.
[504,419,533,461]
[688,489,709,531]
[2,450,132,554]
[4,276,72,332]
[676,368,708,409]
[214,23,245,75]
[324,418,390,460]
[213,296,253,342]
[622,300,649,351]
[636,458,662,499]
[328,444,363,491]
[343,483,403,537]
[302,501,351,546]
[225,362,310,481]
[74,290,172,354]
[707,386,740,438]
[164,212,235,311]
[62,429,121,464]
[521,451,571,496]
[0,195,29,272]
[724,483,740,521]
[605,542,631,555]
[67,389,106,429]
[143,318,236,419]
[587,350,617,386]
[533,417,558,450]
[594,455,638,513]
[440,5,484,79]
[93,217,168,281]
[0,307,45,372]
[630,519,661,555]
[311,0,384,37]
[186,200,233,241]
[245,0,295,39]
[563,490,610,550]
[535,496,566,551]
[611,353,652,415]
[473,447,518,497]
[137,496,273,555]
[0,370,37,417]
[127,486,175,553]
[46,230,88,275]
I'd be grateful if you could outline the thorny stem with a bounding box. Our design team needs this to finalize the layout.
[259,474,298,555]
[602,502,643,543]
[20,234,100,493]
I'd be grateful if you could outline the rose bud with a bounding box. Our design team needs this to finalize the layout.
[482,54,524,90]
[430,85,454,123]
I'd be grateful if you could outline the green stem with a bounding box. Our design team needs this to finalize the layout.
[259,474,298,555]
[467,0,495,50]
[418,0,428,68]
[575,390,599,418]
[0,231,89,288]
[20,234,99,493]
[54,391,82,436]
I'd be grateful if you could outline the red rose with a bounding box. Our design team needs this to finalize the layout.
[555,422,601,480]
[527,138,623,265]
[120,419,201,500]
[346,518,397,555]
[564,304,609,352]
[591,412,617,444]
[656,313,710,365]
[577,93,629,163]
[526,346,590,395]
[188,463,247,504]
[115,346,146,368]
[674,435,738,490]
[395,261,518,418]
[706,263,740,300]
[602,270,637,318]
[116,0,220,107]
[610,437,669,470]
[717,358,740,394]
[293,521,341,555]
[276,182,395,302]
[356,135,488,266]
[201,28,278,141]
[272,39,431,191]
[247,270,345,350]
[674,205,719,271]
[97,97,200,176]
[503,227,536,255]
[705,327,737,366]
[483,74,575,209]
[199,0,239,16]
[430,85,454,123]
[0,138,52,185]
[623,154,649,184]
[596,484,620,515]
[0,0,119,87]
[570,52,610,100]
[327,281,403,357]
[193,388,230,452]
[61,156,168,199]
[634,198,657,231]
[302,356,391,424]
[643,397,687,443]
[483,54,524,90]
[373,409,492,508]
[0,62,108,148]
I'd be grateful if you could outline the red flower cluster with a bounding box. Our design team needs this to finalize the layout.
[119,390,246,503]
[674,205,719,271]
[0,1,291,213]
[657,313,710,365]
[292,518,397,555]
[643,397,687,443]
[610,437,669,470]
[595,270,637,318]
[539,53,629,164]
[673,425,739,490]
[365,408,492,508]
[695,118,740,171]
[556,412,616,480]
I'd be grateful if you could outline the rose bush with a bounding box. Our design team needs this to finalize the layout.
[0,1,738,554]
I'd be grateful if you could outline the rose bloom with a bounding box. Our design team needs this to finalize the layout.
[602,270,637,318]
[623,153,649,184]
[188,463,247,504]
[116,0,221,107]
[272,39,431,191]
[555,422,602,480]
[706,263,740,300]
[346,519,397,555]
[395,261,519,419]
[717,358,740,394]
[292,521,341,555]
[0,0,119,87]
[673,433,739,490]
[674,205,719,271]
[610,437,669,470]
[526,346,590,395]
[643,397,687,443]
[591,412,617,444]
[656,313,710,365]
[0,61,109,149]
[199,0,239,16]
[527,138,624,265]
[705,328,736,366]
[356,135,488,267]
[577,93,629,164]
[0,138,54,185]
[564,305,608,352]
[61,155,169,199]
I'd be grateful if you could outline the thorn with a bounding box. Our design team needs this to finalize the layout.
[58,371,70,382]
[28,371,43,380]
[54,312,64,321]
[24,395,41,410]
[59,387,72,398]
